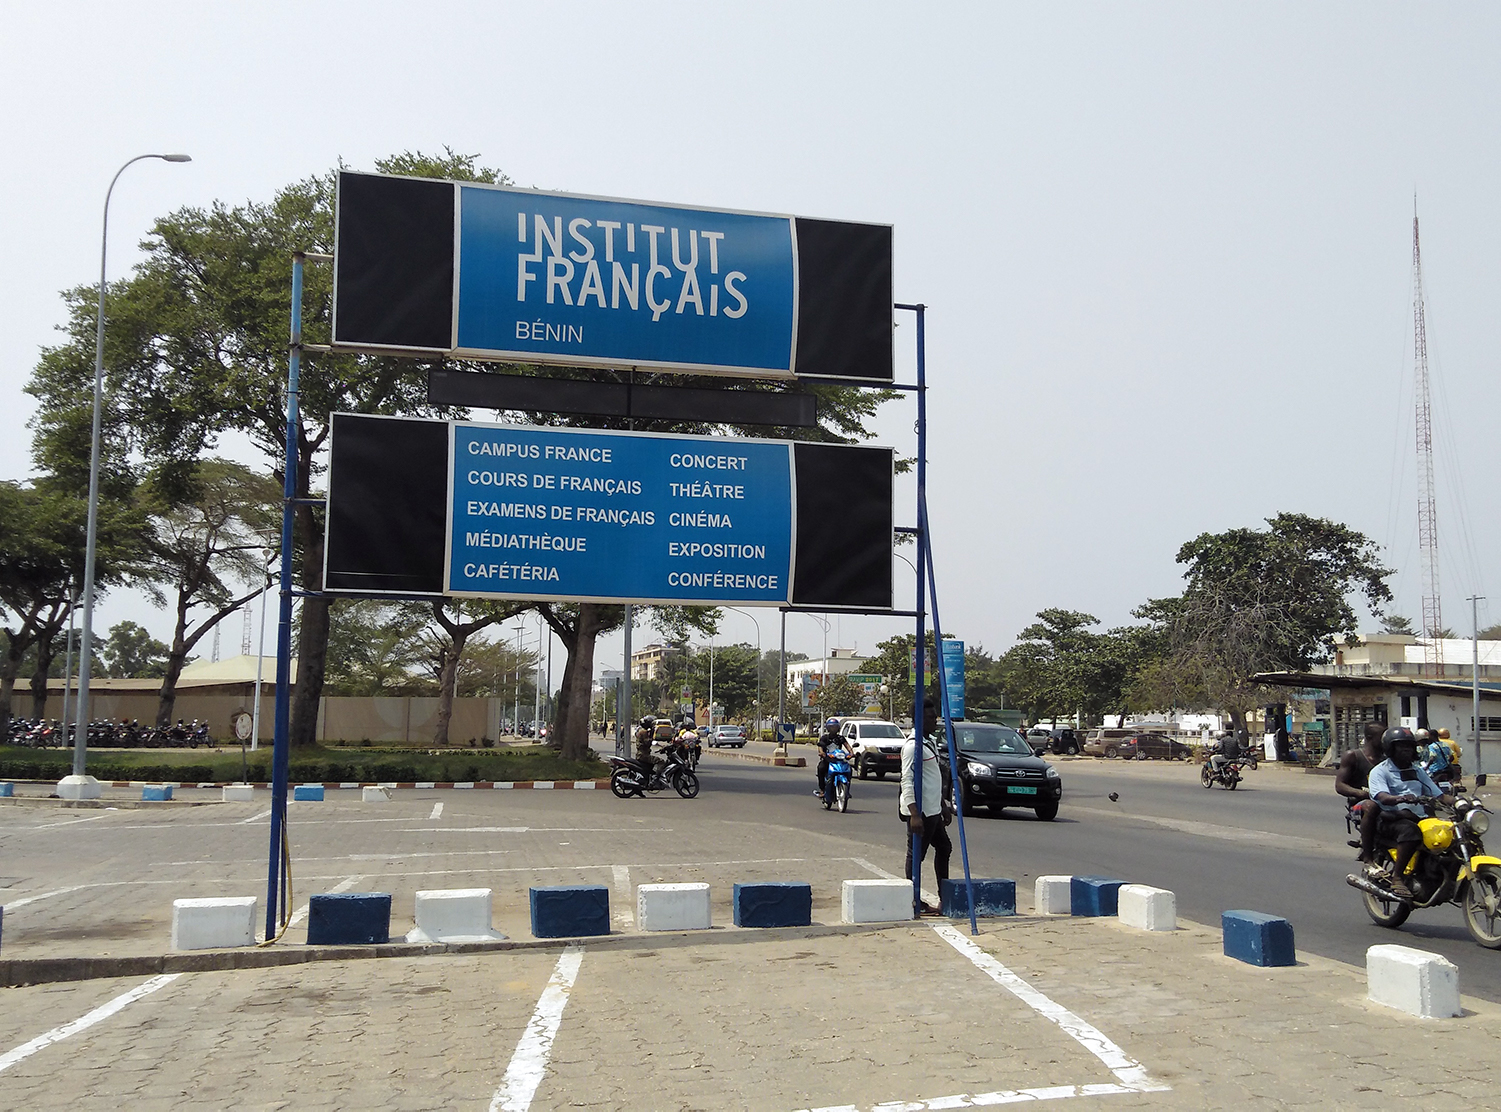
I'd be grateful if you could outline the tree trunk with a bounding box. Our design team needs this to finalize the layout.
[290,500,328,749]
[29,647,55,720]
[554,604,605,762]
[434,630,468,746]
[553,641,577,752]
[0,630,33,732]
[158,598,193,728]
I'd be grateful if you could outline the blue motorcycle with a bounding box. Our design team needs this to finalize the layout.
[823,750,852,812]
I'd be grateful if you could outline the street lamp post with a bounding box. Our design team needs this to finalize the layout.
[62,152,191,801]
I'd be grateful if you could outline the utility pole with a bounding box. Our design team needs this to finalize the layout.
[1472,595,1486,779]
[1413,206,1444,672]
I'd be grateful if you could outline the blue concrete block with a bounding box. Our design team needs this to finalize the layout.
[529,885,610,938]
[1071,876,1124,917]
[1222,910,1296,967]
[940,878,1016,918]
[142,785,173,802]
[293,784,325,801]
[0,782,14,797]
[306,892,391,945]
[733,882,813,928]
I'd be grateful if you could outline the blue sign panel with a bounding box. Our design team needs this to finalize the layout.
[446,422,794,604]
[456,186,797,375]
[941,639,966,720]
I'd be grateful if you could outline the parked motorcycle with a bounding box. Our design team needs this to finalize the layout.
[609,741,700,799]
[822,750,852,812]
[1200,758,1244,790]
[1346,794,1501,949]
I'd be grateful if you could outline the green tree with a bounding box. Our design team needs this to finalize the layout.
[1381,614,1415,636]
[813,672,865,717]
[102,621,170,679]
[426,600,530,745]
[686,642,760,721]
[1156,513,1393,734]
[322,600,432,697]
[135,460,279,725]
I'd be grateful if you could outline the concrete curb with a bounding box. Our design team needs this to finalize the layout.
[0,918,937,988]
[703,750,807,767]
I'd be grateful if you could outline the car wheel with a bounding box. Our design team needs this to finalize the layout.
[876,769,886,780]
[857,757,869,780]
[1066,743,1079,755]
[1034,802,1059,821]
[1104,745,1117,759]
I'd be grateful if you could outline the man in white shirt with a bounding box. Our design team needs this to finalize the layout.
[901,695,953,915]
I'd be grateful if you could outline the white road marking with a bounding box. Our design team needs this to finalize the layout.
[240,808,273,825]
[932,923,1168,1094]
[1,885,89,911]
[429,802,444,820]
[612,865,633,929]
[0,974,181,1075]
[850,856,937,907]
[490,945,584,1112]
[801,1081,1160,1110]
[32,813,114,830]
[1068,805,1326,853]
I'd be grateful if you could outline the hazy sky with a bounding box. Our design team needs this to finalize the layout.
[3,3,1498,679]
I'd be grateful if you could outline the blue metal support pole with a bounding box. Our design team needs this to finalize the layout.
[922,497,979,935]
[910,303,927,918]
[266,253,303,941]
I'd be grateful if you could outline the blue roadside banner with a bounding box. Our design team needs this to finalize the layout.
[941,638,966,719]
[446,421,794,605]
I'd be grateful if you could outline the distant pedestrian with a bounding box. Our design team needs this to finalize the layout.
[901,694,953,915]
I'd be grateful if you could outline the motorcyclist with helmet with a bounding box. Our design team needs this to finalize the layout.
[816,717,844,798]
[1369,725,1454,899]
[1209,730,1240,774]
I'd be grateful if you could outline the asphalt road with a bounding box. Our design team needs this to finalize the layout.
[680,742,1501,1003]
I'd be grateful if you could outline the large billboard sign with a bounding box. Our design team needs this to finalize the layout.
[446,422,794,605]
[324,414,893,611]
[332,172,892,382]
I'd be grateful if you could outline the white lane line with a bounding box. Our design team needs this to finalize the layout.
[0,974,180,1075]
[1,885,90,911]
[240,808,273,825]
[932,923,1168,1094]
[429,801,444,820]
[284,874,363,932]
[801,1081,1157,1110]
[1068,805,1326,853]
[850,856,937,907]
[611,865,633,929]
[33,814,114,830]
[490,945,584,1112]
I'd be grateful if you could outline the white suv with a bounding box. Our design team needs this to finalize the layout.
[839,719,906,779]
[707,724,747,748]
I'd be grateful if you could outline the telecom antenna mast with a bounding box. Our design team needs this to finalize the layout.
[1413,208,1443,670]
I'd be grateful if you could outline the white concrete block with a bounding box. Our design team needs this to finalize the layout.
[842,879,913,923]
[1118,884,1177,931]
[172,896,257,950]
[1034,875,1073,915]
[405,888,505,943]
[221,784,255,802]
[57,775,104,801]
[637,883,712,932]
[362,785,392,802]
[1367,944,1461,1018]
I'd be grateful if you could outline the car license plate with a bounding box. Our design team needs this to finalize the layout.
[1008,785,1038,795]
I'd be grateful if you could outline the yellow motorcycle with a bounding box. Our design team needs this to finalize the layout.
[1346,794,1501,949]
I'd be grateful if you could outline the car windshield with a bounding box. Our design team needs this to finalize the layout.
[860,724,904,739]
[953,725,1031,755]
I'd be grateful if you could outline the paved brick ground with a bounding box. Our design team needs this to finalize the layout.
[5,775,1501,1109]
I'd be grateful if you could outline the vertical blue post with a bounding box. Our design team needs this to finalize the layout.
[922,505,978,935]
[266,253,303,942]
[911,303,927,918]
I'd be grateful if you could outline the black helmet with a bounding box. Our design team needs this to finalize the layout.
[1382,726,1417,760]
[640,715,655,727]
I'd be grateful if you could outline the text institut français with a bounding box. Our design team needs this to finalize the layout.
[458,438,782,591]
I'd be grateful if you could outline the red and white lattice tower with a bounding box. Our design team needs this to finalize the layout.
[1412,210,1443,670]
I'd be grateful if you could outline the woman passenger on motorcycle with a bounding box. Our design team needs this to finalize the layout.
[1369,726,1454,900]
